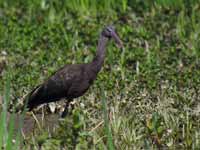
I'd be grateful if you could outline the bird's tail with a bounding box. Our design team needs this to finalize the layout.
[24,85,44,111]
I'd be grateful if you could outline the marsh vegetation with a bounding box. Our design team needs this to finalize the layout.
[0,0,200,149]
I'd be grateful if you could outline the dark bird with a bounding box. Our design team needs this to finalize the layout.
[26,26,123,115]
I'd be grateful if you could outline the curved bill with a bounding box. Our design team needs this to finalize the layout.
[111,31,123,48]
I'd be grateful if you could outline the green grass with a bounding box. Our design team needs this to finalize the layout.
[0,76,22,150]
[101,86,114,150]
[0,0,200,149]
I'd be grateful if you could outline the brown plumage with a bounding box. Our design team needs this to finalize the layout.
[26,26,123,112]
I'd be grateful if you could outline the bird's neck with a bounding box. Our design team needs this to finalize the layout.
[92,35,108,73]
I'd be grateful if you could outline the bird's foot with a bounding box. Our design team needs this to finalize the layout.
[61,108,68,118]
[60,100,74,118]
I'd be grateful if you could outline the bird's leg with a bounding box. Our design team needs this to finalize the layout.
[61,99,72,118]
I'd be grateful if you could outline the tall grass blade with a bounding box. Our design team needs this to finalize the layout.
[0,103,6,149]
[0,73,24,150]
[122,0,128,12]
[6,114,15,150]
[120,47,125,80]
[0,74,10,149]
[100,86,114,150]
[4,74,17,150]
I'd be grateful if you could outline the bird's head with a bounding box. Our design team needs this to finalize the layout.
[102,26,123,48]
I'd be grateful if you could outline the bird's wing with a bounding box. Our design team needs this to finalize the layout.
[26,64,85,110]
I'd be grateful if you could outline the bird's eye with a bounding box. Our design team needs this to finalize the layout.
[107,27,112,32]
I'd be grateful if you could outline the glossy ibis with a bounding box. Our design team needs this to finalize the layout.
[26,26,123,116]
